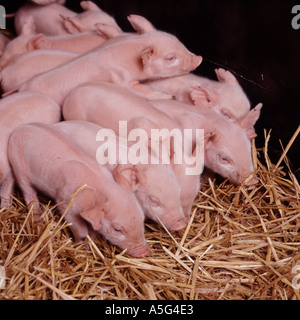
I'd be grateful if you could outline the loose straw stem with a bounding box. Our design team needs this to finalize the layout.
[275,125,300,169]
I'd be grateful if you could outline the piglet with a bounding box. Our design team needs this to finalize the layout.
[54,120,187,231]
[0,49,79,93]
[17,15,202,105]
[0,28,107,69]
[27,31,107,53]
[146,68,251,120]
[8,123,149,258]
[15,1,122,36]
[0,92,61,208]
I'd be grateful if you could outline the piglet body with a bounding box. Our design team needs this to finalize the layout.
[54,120,187,231]
[0,92,61,208]
[7,123,148,257]
[18,15,202,105]
[30,32,107,53]
[0,29,106,69]
[1,49,79,93]
[146,68,251,120]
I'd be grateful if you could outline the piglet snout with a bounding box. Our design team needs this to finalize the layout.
[244,175,259,187]
[127,245,150,258]
[169,217,188,232]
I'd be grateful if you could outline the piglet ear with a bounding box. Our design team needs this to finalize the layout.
[247,128,257,139]
[190,86,217,107]
[80,1,102,11]
[112,164,141,191]
[140,46,155,68]
[238,103,263,132]
[204,131,216,145]
[215,68,239,85]
[95,23,122,39]
[127,14,156,34]
[80,206,104,231]
[61,15,82,34]
[27,34,51,50]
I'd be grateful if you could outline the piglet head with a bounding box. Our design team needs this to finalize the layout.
[112,163,187,232]
[204,104,262,186]
[190,68,251,120]
[139,41,202,79]
[127,15,202,79]
[81,186,148,258]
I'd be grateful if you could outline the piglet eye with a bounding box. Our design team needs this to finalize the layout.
[166,54,176,61]
[221,108,233,119]
[149,196,159,206]
[112,224,124,234]
[219,154,230,164]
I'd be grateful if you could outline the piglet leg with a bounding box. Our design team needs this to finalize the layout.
[64,209,89,243]
[0,172,15,208]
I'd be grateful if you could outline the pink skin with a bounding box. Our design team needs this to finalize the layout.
[27,31,107,52]
[0,16,37,69]
[15,1,121,36]
[0,92,61,208]
[62,82,201,219]
[0,22,108,69]
[146,68,251,120]
[150,99,262,186]
[17,14,202,105]
[53,120,187,232]
[0,49,79,93]
[30,0,66,4]
[7,123,149,258]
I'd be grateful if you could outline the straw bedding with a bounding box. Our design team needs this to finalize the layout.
[0,128,299,300]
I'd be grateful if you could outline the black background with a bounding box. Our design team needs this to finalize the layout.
[1,0,299,178]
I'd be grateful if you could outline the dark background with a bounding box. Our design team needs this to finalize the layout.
[1,0,299,178]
